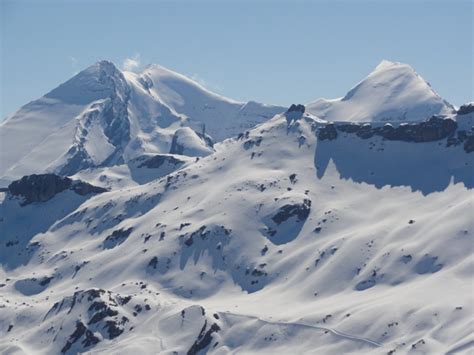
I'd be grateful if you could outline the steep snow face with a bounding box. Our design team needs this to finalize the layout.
[0,61,284,185]
[135,64,286,140]
[307,60,455,122]
[0,61,135,183]
[1,112,472,354]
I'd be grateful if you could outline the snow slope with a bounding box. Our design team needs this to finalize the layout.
[0,61,284,185]
[306,60,456,122]
[132,64,286,141]
[1,109,472,354]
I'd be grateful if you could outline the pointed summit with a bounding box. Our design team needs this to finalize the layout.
[307,60,455,122]
[45,60,127,105]
[0,59,284,183]
[373,59,404,71]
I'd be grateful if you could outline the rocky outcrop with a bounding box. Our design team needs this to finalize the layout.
[457,102,474,115]
[137,155,185,169]
[318,116,464,146]
[272,199,312,225]
[45,288,133,354]
[287,104,305,114]
[318,123,338,141]
[187,320,221,355]
[285,104,305,124]
[7,174,107,205]
[102,227,133,249]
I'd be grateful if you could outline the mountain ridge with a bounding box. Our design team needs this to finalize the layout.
[0,60,285,184]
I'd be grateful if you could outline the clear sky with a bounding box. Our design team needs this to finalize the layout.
[1,0,472,119]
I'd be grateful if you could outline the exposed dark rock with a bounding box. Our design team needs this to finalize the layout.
[411,339,426,349]
[88,301,108,312]
[148,256,158,269]
[287,104,305,114]
[337,123,361,134]
[356,124,375,139]
[103,320,124,339]
[61,321,99,353]
[318,123,338,141]
[88,308,118,325]
[272,199,312,225]
[464,135,474,153]
[137,155,184,169]
[319,116,459,144]
[61,322,86,353]
[117,295,132,305]
[83,289,106,301]
[184,235,194,246]
[457,102,474,115]
[7,174,107,205]
[102,228,133,249]
[251,268,265,277]
[187,320,221,355]
[39,276,53,286]
[243,136,263,150]
[71,180,108,196]
[355,279,376,291]
[285,104,306,125]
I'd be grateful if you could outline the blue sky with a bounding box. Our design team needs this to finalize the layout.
[1,0,472,118]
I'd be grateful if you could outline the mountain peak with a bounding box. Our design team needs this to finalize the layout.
[95,59,120,71]
[373,59,407,71]
[307,61,455,122]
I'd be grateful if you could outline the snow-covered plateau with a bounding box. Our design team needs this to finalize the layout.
[0,60,473,355]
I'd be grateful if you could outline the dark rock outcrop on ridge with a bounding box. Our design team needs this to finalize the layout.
[457,102,474,115]
[317,116,473,152]
[7,174,107,205]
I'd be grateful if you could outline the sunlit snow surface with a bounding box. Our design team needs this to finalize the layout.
[1,110,473,354]
[0,60,472,354]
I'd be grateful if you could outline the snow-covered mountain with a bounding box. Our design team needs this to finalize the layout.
[1,104,473,354]
[0,61,284,185]
[1,59,473,354]
[306,60,456,122]
[128,64,285,141]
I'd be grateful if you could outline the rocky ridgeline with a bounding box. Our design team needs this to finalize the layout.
[457,102,474,116]
[7,174,107,205]
[317,116,474,153]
